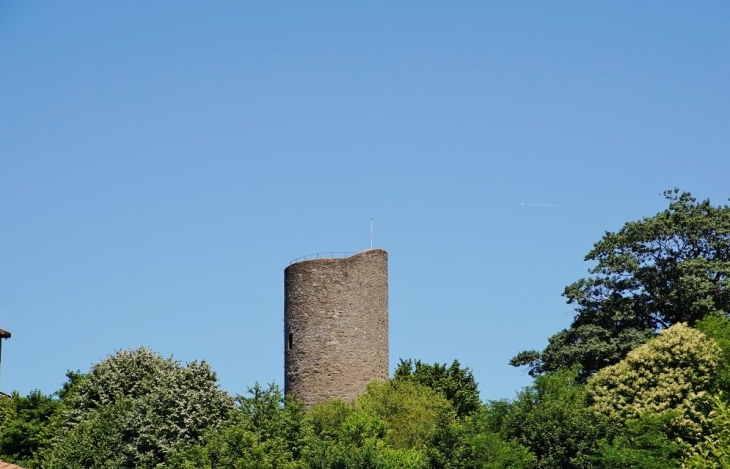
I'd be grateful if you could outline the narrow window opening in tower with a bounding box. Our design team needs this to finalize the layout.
[288,333,293,350]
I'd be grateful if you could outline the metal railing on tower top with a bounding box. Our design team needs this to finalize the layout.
[289,252,357,265]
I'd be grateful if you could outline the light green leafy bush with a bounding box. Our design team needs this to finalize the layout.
[587,323,722,446]
[357,379,452,450]
[305,395,429,469]
[683,396,730,468]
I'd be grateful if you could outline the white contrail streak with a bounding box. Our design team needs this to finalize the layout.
[520,203,582,207]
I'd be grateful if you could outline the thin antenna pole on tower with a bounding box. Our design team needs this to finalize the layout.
[370,219,373,249]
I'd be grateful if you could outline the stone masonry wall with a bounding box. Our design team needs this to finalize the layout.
[284,249,388,407]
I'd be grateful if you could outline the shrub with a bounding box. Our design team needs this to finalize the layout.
[587,323,722,446]
[43,347,234,468]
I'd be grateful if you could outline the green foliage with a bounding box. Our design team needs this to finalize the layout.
[166,426,300,469]
[306,398,352,441]
[166,384,306,469]
[43,399,136,469]
[303,381,534,469]
[358,379,452,450]
[310,409,426,469]
[42,347,234,469]
[0,390,60,467]
[500,368,611,469]
[56,370,87,401]
[696,315,730,393]
[394,359,481,417]
[299,380,453,468]
[236,383,308,461]
[512,189,730,378]
[426,405,536,469]
[683,396,730,468]
[587,323,722,447]
[305,397,428,469]
[591,412,683,469]
[167,381,436,469]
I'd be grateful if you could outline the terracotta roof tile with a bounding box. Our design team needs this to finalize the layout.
[0,460,26,469]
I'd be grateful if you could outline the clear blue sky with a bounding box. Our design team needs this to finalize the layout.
[1,2,728,401]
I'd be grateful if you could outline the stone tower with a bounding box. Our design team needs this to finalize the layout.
[284,249,388,406]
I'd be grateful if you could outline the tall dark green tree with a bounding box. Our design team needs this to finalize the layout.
[499,368,611,469]
[511,189,730,378]
[0,390,60,467]
[695,314,730,393]
[0,371,85,468]
[166,384,307,469]
[425,404,535,469]
[393,359,480,418]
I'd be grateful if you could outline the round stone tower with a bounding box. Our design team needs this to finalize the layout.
[284,249,388,407]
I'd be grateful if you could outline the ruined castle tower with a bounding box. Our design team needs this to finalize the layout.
[284,249,388,406]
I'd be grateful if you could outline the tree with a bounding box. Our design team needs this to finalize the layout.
[696,315,730,394]
[42,347,234,468]
[586,323,722,447]
[512,189,730,378]
[499,368,611,469]
[43,399,138,469]
[307,403,428,469]
[591,412,683,469]
[498,365,687,469]
[683,396,730,469]
[303,385,434,469]
[357,379,453,450]
[167,381,439,469]
[393,359,480,417]
[425,405,536,469]
[166,384,306,469]
[0,390,60,467]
